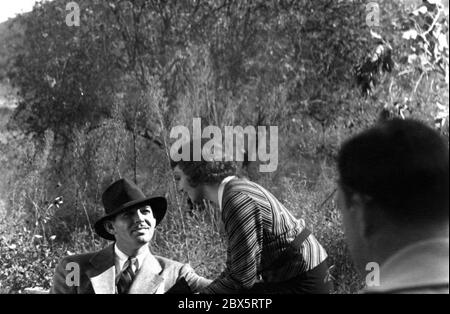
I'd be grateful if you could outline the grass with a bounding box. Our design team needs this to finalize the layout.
[0,108,361,293]
[0,171,362,294]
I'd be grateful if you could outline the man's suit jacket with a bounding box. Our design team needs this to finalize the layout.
[50,245,212,294]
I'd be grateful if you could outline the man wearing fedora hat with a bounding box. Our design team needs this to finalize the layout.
[50,178,212,294]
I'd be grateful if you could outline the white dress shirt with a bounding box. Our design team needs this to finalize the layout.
[364,238,449,294]
[114,244,164,293]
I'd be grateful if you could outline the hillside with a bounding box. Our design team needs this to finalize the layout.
[0,17,23,110]
[0,0,448,294]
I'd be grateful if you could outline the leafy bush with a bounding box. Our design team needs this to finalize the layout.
[0,0,448,294]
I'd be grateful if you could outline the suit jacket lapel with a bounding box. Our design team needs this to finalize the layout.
[128,254,164,294]
[88,244,116,294]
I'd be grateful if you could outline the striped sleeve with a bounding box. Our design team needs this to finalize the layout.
[202,192,262,294]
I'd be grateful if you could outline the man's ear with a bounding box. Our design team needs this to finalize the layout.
[350,193,380,240]
[104,220,115,236]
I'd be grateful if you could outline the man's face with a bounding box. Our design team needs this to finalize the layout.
[173,165,204,204]
[107,206,156,250]
[337,185,368,272]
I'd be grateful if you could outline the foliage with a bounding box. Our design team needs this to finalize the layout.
[0,0,448,294]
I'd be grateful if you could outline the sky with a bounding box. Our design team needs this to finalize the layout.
[0,0,42,23]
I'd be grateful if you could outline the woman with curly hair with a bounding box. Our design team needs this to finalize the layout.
[170,139,332,294]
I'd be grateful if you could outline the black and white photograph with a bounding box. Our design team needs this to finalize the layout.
[0,0,448,299]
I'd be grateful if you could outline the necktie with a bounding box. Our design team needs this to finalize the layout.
[117,257,137,294]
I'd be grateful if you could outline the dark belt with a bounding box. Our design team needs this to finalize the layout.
[289,228,312,251]
[258,228,311,275]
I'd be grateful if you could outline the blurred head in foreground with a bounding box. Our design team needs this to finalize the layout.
[337,118,449,293]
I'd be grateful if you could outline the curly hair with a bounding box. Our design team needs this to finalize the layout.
[170,138,239,187]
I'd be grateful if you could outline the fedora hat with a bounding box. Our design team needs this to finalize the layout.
[94,178,167,241]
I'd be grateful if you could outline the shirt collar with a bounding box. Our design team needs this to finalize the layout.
[364,237,449,293]
[114,243,152,272]
[218,176,237,210]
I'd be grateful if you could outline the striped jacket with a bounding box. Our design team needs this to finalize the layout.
[203,177,328,294]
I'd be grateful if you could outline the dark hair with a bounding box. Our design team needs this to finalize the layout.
[338,118,449,225]
[170,138,238,187]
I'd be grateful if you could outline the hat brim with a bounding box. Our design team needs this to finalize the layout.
[94,196,167,241]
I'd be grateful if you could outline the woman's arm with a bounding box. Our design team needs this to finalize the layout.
[202,192,263,294]
[179,263,213,293]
